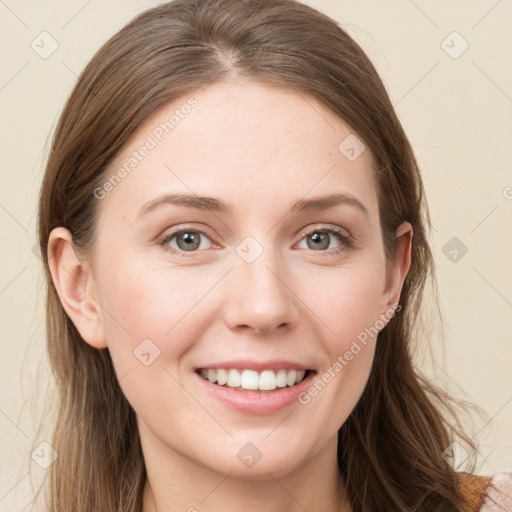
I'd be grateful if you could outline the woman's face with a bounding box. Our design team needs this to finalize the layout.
[58,78,411,480]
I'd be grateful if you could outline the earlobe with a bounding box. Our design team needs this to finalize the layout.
[47,227,108,349]
[381,221,413,316]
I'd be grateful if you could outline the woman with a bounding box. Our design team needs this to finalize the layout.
[34,0,510,510]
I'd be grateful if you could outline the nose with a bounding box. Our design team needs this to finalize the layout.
[223,249,300,335]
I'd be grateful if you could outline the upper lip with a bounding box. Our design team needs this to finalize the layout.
[195,359,315,371]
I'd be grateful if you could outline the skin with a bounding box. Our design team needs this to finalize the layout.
[48,76,412,512]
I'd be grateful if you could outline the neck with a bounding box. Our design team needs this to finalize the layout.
[140,431,351,512]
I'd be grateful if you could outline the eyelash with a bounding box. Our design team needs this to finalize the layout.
[158,224,354,257]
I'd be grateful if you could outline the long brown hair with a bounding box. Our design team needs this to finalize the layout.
[35,0,479,510]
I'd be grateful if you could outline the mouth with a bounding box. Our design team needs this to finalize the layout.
[195,368,315,393]
[194,363,318,415]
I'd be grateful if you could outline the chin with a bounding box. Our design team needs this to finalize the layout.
[196,438,311,481]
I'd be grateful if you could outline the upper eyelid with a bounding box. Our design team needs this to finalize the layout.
[159,224,215,244]
[301,223,353,239]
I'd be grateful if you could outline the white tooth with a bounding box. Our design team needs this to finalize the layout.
[240,369,259,390]
[206,368,306,390]
[259,370,277,390]
[286,370,297,387]
[276,369,288,387]
[216,369,227,386]
[227,369,241,387]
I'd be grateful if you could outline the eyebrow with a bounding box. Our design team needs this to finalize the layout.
[136,192,369,220]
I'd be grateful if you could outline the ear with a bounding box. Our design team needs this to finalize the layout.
[47,227,108,349]
[379,221,413,316]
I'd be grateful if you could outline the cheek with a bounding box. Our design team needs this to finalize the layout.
[93,258,215,430]
[304,258,385,345]
[294,258,384,427]
[94,252,231,373]
[99,254,202,329]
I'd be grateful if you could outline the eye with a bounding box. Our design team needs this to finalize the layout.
[158,224,353,257]
[296,225,353,254]
[159,228,213,255]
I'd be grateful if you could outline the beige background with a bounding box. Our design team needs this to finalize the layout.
[1,0,511,509]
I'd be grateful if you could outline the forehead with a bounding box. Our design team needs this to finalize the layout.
[99,78,378,222]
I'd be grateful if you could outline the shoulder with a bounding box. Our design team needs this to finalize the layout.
[457,472,512,512]
[479,472,512,511]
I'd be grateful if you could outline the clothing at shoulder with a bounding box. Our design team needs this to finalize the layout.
[480,473,512,511]
[458,472,512,512]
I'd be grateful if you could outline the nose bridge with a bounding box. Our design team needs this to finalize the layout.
[224,234,298,333]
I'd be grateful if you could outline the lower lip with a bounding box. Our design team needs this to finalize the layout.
[195,371,316,415]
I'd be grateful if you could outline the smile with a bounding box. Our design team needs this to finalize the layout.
[197,368,312,392]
